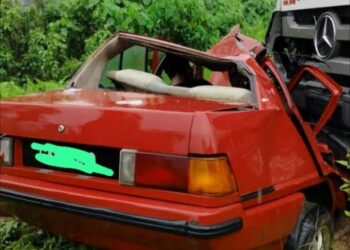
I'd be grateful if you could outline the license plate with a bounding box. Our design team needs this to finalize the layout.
[23,140,118,178]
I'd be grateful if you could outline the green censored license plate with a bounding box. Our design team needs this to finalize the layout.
[22,140,119,178]
[31,142,114,176]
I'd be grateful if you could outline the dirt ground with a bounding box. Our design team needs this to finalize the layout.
[333,215,350,250]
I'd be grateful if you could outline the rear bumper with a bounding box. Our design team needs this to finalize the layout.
[0,174,305,250]
[0,189,242,238]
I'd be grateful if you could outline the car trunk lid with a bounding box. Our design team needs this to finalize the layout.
[0,88,248,156]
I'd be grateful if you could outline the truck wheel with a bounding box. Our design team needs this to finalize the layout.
[285,202,334,250]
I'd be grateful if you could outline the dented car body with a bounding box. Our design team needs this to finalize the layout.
[0,29,348,249]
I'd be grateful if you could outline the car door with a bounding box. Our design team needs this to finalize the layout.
[260,56,349,178]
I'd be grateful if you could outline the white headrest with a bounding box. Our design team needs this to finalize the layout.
[107,69,251,103]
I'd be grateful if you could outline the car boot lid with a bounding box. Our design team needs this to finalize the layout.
[0,89,251,155]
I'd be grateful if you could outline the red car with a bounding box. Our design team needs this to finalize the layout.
[0,29,348,249]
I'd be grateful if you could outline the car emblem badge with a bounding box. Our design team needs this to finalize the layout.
[314,14,337,60]
[58,125,65,133]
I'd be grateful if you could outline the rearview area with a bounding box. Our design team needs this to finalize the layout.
[71,33,252,103]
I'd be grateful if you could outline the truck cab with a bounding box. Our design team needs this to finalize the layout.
[266,0,350,166]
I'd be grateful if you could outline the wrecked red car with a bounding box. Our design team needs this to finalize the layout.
[0,29,349,250]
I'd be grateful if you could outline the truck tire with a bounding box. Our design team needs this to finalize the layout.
[285,202,334,250]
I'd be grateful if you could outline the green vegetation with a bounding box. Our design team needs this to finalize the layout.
[0,217,94,250]
[0,0,275,98]
[0,80,64,99]
[0,0,275,85]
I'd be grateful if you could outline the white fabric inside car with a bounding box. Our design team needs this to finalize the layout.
[107,69,252,103]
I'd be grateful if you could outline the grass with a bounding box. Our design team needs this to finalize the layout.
[0,80,64,99]
[0,217,94,250]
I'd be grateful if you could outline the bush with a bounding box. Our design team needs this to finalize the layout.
[0,0,276,83]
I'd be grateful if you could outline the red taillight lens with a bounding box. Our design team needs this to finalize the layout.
[119,149,237,196]
[135,153,188,192]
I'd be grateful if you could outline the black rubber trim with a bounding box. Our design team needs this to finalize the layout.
[290,115,323,176]
[0,189,242,238]
[240,186,275,202]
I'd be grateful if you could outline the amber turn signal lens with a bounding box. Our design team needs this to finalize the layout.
[189,157,237,196]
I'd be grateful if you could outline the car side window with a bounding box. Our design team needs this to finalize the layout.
[121,46,147,71]
[100,54,121,88]
[100,46,148,88]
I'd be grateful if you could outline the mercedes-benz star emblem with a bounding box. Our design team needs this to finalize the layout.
[314,13,337,60]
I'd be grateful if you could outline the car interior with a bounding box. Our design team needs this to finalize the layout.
[71,34,253,104]
[101,46,252,103]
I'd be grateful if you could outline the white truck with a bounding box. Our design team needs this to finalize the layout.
[266,2,350,248]
[266,0,350,164]
[266,0,350,80]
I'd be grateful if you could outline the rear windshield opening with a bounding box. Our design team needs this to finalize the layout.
[99,46,250,91]
[71,35,254,104]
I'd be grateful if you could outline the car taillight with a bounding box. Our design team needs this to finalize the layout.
[119,149,237,196]
[0,136,13,166]
[189,157,236,196]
